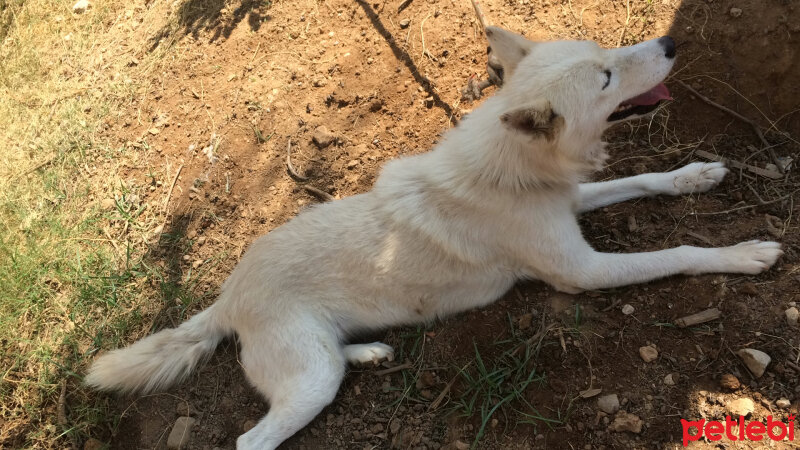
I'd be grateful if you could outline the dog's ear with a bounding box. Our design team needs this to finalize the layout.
[500,101,563,140]
[485,26,534,79]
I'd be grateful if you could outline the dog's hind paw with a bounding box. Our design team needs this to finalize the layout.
[671,162,728,194]
[344,342,395,365]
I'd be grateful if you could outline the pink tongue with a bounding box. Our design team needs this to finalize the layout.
[624,83,672,106]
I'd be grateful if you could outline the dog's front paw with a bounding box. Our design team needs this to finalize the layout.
[721,240,783,274]
[344,342,395,365]
[671,162,728,195]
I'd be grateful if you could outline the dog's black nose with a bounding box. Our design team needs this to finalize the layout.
[658,36,676,59]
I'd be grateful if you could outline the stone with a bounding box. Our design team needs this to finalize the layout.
[737,348,771,378]
[597,394,620,414]
[621,304,635,315]
[785,307,799,327]
[399,19,411,29]
[776,398,791,409]
[167,416,196,449]
[73,0,90,13]
[639,345,658,363]
[729,7,742,17]
[609,411,642,433]
[726,398,754,417]
[83,438,104,450]
[312,126,336,148]
[719,373,740,391]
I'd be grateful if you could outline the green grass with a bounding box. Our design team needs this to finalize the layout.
[449,321,564,449]
[0,0,207,447]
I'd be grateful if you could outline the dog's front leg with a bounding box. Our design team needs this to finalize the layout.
[539,232,782,293]
[577,162,728,213]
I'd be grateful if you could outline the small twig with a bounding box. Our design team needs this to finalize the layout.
[397,0,414,13]
[602,298,622,312]
[674,308,721,328]
[302,185,335,202]
[617,0,631,47]
[285,139,308,181]
[469,0,490,30]
[420,13,432,62]
[57,381,68,426]
[375,362,414,376]
[695,150,782,180]
[676,79,783,173]
[163,164,183,214]
[690,188,800,216]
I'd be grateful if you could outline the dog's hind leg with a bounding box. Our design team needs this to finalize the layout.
[235,320,345,450]
[577,162,728,213]
[343,342,395,365]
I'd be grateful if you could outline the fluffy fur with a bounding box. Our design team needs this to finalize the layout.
[86,28,782,449]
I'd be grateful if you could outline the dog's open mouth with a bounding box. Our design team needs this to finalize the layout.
[607,83,672,121]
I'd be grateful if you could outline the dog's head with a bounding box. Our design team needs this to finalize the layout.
[486,27,675,163]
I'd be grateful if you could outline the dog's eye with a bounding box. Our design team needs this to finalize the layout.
[602,70,611,90]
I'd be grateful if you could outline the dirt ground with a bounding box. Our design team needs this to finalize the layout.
[87,0,799,448]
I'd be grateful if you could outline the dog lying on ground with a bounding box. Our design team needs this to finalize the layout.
[86,27,783,449]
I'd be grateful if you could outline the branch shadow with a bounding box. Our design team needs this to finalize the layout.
[148,0,273,52]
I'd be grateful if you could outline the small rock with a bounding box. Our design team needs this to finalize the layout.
[424,96,435,108]
[737,348,771,378]
[416,371,436,389]
[83,438,104,450]
[73,0,90,13]
[609,411,642,433]
[729,7,742,17]
[719,373,741,391]
[399,19,411,29]
[346,159,360,169]
[192,260,203,269]
[312,78,327,87]
[726,398,754,417]
[148,128,160,135]
[776,398,791,409]
[597,394,620,414]
[518,313,533,330]
[101,198,116,210]
[167,416,196,449]
[312,126,336,148]
[738,282,758,295]
[664,373,677,386]
[369,98,384,112]
[785,307,799,327]
[627,215,638,232]
[621,304,635,315]
[452,441,470,450]
[639,345,658,363]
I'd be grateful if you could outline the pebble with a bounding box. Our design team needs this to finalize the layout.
[621,304,635,315]
[776,398,791,409]
[73,0,90,13]
[725,398,754,417]
[664,373,677,386]
[729,7,742,17]
[83,438,104,450]
[192,260,203,269]
[399,19,411,29]
[609,411,642,433]
[346,159,360,169]
[785,307,799,327]
[639,345,658,363]
[518,313,534,330]
[312,126,336,148]
[167,416,196,449]
[597,394,620,414]
[719,373,741,391]
[101,198,116,210]
[737,348,771,378]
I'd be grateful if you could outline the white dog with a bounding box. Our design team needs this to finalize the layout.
[86,27,782,449]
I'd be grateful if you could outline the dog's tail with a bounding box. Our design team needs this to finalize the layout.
[85,303,229,394]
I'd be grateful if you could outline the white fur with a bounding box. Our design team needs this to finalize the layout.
[86,29,782,450]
